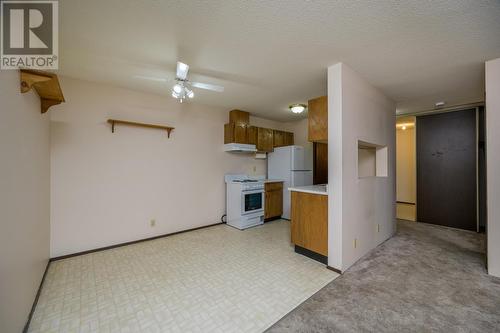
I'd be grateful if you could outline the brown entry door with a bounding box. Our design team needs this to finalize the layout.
[416,109,477,231]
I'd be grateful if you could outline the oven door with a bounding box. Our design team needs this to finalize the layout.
[241,189,264,215]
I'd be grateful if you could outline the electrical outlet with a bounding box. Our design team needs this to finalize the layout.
[150,219,156,227]
[353,238,357,248]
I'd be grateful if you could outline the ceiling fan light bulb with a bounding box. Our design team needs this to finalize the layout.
[187,90,194,98]
[174,84,183,94]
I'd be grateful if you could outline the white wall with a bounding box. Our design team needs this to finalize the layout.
[50,77,302,257]
[328,63,396,271]
[486,58,500,277]
[0,71,51,333]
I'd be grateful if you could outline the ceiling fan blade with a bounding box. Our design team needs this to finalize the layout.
[133,75,169,82]
[176,61,189,80]
[191,81,225,92]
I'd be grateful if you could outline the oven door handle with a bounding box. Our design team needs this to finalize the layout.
[242,189,264,195]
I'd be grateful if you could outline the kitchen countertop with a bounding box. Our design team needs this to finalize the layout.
[263,179,284,183]
[288,185,328,196]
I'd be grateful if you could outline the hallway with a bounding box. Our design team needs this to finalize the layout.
[269,220,500,332]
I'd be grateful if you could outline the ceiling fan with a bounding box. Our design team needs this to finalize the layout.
[135,62,224,103]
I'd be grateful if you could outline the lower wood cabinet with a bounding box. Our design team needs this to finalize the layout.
[265,182,283,220]
[291,191,328,256]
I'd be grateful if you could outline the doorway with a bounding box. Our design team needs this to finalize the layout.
[417,109,477,230]
[396,107,486,232]
[396,117,416,221]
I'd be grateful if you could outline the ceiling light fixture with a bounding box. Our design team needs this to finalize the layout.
[289,104,306,114]
[171,81,195,103]
[396,122,414,130]
[435,101,446,108]
[173,84,182,94]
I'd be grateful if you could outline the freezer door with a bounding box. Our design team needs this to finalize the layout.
[303,143,314,171]
[268,146,291,179]
[291,146,305,170]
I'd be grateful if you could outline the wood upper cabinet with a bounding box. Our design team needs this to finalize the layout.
[308,96,328,142]
[265,182,283,220]
[229,110,250,126]
[273,130,294,148]
[291,191,328,256]
[257,127,274,152]
[224,122,247,144]
[247,126,257,145]
[284,132,294,146]
[225,110,250,144]
[223,109,293,151]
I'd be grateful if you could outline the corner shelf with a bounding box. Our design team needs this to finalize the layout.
[20,69,65,113]
[107,119,174,138]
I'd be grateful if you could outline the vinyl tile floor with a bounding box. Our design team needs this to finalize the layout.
[28,220,338,333]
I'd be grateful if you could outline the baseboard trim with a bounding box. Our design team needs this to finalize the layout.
[396,201,416,205]
[50,222,223,262]
[295,245,328,265]
[326,265,342,274]
[23,260,51,333]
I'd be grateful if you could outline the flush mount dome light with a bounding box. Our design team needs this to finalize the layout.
[289,104,306,114]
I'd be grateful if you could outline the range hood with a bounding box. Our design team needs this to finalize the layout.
[224,143,257,153]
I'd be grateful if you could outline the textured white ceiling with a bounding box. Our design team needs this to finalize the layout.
[59,0,500,120]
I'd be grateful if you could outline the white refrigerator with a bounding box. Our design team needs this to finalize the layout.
[268,145,313,219]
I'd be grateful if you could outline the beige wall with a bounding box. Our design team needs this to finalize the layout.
[358,148,376,178]
[285,118,309,146]
[396,119,416,221]
[0,71,51,333]
[50,77,304,257]
[328,63,396,271]
[396,126,416,203]
[486,58,500,277]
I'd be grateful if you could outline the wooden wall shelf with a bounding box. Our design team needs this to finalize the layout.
[107,119,174,138]
[20,69,65,113]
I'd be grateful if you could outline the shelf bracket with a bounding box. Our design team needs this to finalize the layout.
[20,71,51,93]
[20,69,65,114]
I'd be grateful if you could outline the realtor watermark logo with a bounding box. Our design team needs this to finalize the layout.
[1,0,58,69]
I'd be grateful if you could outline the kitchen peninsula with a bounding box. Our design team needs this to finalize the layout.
[289,185,328,264]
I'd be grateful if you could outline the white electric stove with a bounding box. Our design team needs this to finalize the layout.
[225,174,265,230]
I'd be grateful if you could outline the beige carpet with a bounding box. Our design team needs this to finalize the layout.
[268,220,499,333]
